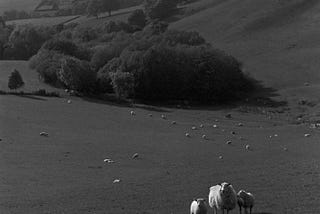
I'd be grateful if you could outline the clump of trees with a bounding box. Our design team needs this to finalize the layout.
[87,0,120,18]
[8,69,24,90]
[26,7,255,103]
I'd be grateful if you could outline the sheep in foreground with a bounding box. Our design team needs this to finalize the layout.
[40,132,49,137]
[208,182,237,214]
[237,190,255,214]
[190,198,207,214]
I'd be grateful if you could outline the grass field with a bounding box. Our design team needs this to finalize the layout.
[0,61,60,93]
[0,0,40,14]
[1,0,320,213]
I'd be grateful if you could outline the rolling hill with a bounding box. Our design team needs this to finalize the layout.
[172,0,320,90]
[0,0,40,14]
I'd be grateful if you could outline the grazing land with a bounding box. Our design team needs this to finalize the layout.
[1,0,320,213]
[0,0,39,14]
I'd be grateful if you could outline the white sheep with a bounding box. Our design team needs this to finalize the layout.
[130,110,136,116]
[190,198,207,214]
[237,190,255,214]
[40,132,49,137]
[208,182,237,214]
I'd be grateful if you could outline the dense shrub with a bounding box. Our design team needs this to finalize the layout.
[128,9,146,28]
[8,69,24,90]
[29,50,65,85]
[163,30,206,46]
[59,56,96,92]
[41,39,91,60]
[91,44,122,71]
[104,21,137,34]
[144,0,180,20]
[6,25,55,60]
[105,44,252,102]
[111,71,134,98]
[72,27,99,42]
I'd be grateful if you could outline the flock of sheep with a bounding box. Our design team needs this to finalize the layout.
[191,182,254,214]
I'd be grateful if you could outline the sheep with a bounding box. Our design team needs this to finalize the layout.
[237,190,255,214]
[202,135,207,140]
[172,121,177,125]
[132,153,139,159]
[190,198,207,214]
[40,132,49,137]
[208,182,237,214]
[130,111,136,116]
[186,133,191,137]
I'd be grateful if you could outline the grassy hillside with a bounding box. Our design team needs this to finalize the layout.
[0,0,40,14]
[1,93,320,214]
[172,0,320,89]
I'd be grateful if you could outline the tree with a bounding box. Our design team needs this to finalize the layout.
[101,0,120,17]
[8,69,24,90]
[87,0,102,18]
[144,0,179,20]
[128,9,146,28]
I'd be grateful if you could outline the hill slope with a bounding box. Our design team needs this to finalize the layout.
[172,0,320,89]
[0,0,40,14]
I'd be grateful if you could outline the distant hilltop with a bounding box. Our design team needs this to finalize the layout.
[34,0,84,16]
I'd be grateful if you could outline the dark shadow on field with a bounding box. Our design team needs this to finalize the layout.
[81,95,171,113]
[15,94,47,101]
[82,80,286,112]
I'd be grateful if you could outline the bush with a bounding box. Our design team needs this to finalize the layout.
[144,0,179,20]
[104,21,136,34]
[8,69,24,90]
[59,56,96,92]
[107,44,252,102]
[6,25,55,60]
[111,71,134,98]
[41,39,91,60]
[163,30,206,46]
[29,50,65,85]
[90,44,122,71]
[128,9,146,28]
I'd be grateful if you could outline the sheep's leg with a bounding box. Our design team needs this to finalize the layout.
[239,206,242,214]
[213,206,217,214]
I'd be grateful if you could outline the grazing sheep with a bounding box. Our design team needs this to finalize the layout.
[40,132,49,137]
[213,125,218,128]
[237,190,255,214]
[304,133,311,137]
[202,135,207,139]
[200,124,204,128]
[132,153,139,159]
[67,100,72,104]
[161,114,166,119]
[245,145,251,151]
[226,141,232,145]
[190,198,207,214]
[148,113,153,117]
[172,121,177,125]
[219,156,223,160]
[113,179,121,183]
[130,111,136,116]
[192,126,197,130]
[209,182,237,214]
[186,133,191,137]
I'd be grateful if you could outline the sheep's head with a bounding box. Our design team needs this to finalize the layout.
[196,198,206,207]
[219,182,233,195]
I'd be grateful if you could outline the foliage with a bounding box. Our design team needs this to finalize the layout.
[8,69,24,90]
[87,0,102,18]
[163,30,206,46]
[128,9,146,28]
[144,0,179,20]
[105,44,252,102]
[29,50,65,85]
[59,56,96,92]
[111,71,134,98]
[5,25,55,60]
[41,38,91,60]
